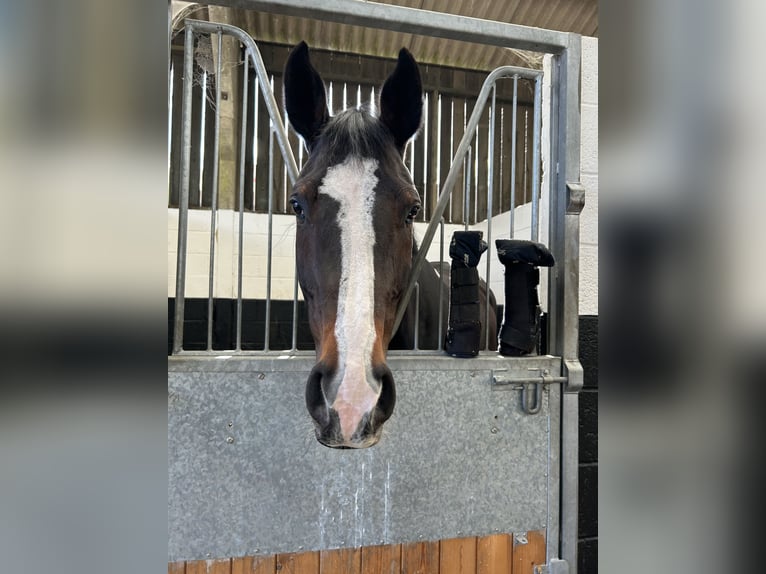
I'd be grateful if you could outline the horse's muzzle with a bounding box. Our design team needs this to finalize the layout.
[305,363,396,449]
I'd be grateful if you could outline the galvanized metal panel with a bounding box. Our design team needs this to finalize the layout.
[168,356,556,561]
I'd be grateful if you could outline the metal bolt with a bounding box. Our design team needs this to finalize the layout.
[228,421,233,427]
[258,372,265,380]
[490,427,498,434]
[226,436,235,444]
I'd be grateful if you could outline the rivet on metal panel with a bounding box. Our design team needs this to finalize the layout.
[490,426,498,434]
[226,436,235,444]
[258,372,266,380]
[514,532,528,545]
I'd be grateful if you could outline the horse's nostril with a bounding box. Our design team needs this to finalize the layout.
[305,366,329,426]
[374,364,396,423]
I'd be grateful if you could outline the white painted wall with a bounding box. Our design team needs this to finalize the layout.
[579,37,599,316]
[168,37,598,314]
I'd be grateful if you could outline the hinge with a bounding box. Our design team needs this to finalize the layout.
[533,559,569,574]
[563,359,583,393]
[565,182,585,214]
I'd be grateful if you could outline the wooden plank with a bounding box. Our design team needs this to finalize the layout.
[474,103,490,224]
[232,555,276,574]
[439,537,477,574]
[253,70,271,213]
[513,105,529,210]
[438,94,454,224]
[499,103,514,217]
[401,540,439,574]
[276,550,320,574]
[185,558,231,574]
[169,50,185,207]
[412,93,427,222]
[449,97,466,225]
[320,546,362,574]
[361,544,401,574]
[424,90,440,222]
[511,531,545,574]
[476,534,511,574]
[490,96,503,220]
[271,74,287,215]
[168,561,186,574]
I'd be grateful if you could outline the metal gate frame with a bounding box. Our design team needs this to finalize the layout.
[169,2,584,572]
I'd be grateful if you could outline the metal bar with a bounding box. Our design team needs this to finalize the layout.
[211,0,570,54]
[531,76,542,242]
[464,146,471,231]
[186,20,299,185]
[264,116,275,350]
[291,259,300,351]
[235,53,250,351]
[393,66,542,335]
[206,31,223,351]
[546,382,562,565]
[559,33,583,574]
[485,85,496,349]
[509,75,518,237]
[437,218,444,351]
[413,282,420,351]
[172,28,195,355]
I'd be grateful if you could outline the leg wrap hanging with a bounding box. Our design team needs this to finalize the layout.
[445,231,487,358]
[495,239,555,356]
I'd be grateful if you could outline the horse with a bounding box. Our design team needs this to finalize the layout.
[284,42,496,449]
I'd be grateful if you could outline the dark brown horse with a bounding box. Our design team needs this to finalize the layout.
[284,42,495,449]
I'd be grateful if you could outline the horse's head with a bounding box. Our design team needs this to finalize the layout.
[284,42,422,449]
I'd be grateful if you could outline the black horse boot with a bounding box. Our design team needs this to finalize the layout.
[495,239,555,356]
[444,231,488,358]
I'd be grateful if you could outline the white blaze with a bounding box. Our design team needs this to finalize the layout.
[319,156,380,441]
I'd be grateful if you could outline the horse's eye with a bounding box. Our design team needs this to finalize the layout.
[290,198,305,222]
[405,204,420,224]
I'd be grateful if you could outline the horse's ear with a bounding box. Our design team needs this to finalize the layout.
[284,41,329,151]
[379,48,423,154]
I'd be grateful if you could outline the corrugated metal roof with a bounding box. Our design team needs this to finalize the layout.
[173,0,596,71]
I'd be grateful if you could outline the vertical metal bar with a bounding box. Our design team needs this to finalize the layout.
[464,146,471,231]
[264,118,275,350]
[484,85,496,350]
[252,75,260,211]
[206,31,223,351]
[531,76,542,241]
[560,34,583,574]
[437,217,445,350]
[509,75,518,237]
[291,261,300,351]
[413,282,420,351]
[235,52,249,351]
[422,92,429,221]
[172,28,195,355]
[473,126,480,224]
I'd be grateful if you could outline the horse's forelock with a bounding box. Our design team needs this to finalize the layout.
[317,108,397,164]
